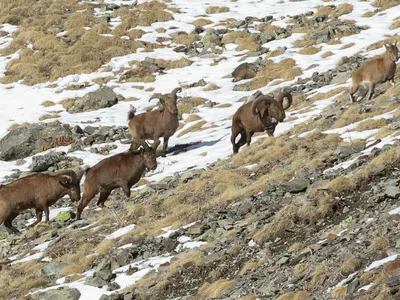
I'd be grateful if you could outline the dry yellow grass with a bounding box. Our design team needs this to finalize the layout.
[8,122,30,131]
[0,1,170,85]
[367,36,400,51]
[339,254,362,276]
[192,18,212,27]
[185,114,202,123]
[309,263,330,289]
[309,87,347,102]
[41,100,56,107]
[288,242,305,252]
[222,31,251,44]
[331,286,347,299]
[196,279,236,299]
[340,43,355,49]
[293,39,316,48]
[39,113,61,121]
[298,46,320,55]
[390,20,400,30]
[239,262,261,275]
[369,237,389,253]
[172,33,200,46]
[178,120,207,137]
[354,118,389,131]
[206,6,230,14]
[203,83,221,91]
[372,0,399,10]
[268,48,286,58]
[245,58,302,90]
[276,291,311,300]
[362,11,376,18]
[153,58,192,70]
[294,263,308,276]
[321,51,334,58]
[0,262,49,299]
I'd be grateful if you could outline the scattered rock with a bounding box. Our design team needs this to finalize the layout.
[41,262,67,278]
[31,287,80,300]
[96,258,113,282]
[281,178,309,193]
[31,152,66,172]
[63,87,122,113]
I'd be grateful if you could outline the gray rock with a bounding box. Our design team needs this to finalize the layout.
[385,185,400,199]
[31,287,80,300]
[281,178,309,193]
[0,122,73,161]
[41,262,67,278]
[180,168,205,183]
[96,258,113,282]
[335,146,354,159]
[85,276,108,288]
[31,152,66,172]
[276,256,289,266]
[64,87,121,113]
[187,224,204,235]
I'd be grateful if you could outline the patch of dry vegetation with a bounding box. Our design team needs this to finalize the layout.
[192,18,212,27]
[298,46,320,55]
[178,120,207,137]
[315,3,353,17]
[354,118,389,131]
[203,83,221,91]
[41,100,56,107]
[206,6,230,14]
[268,48,286,58]
[0,262,49,299]
[340,43,355,49]
[321,51,334,58]
[196,279,236,299]
[276,291,311,300]
[8,122,30,131]
[245,58,302,90]
[39,113,61,121]
[172,33,200,46]
[372,0,399,11]
[0,1,171,85]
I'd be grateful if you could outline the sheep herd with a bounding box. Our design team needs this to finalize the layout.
[0,42,399,233]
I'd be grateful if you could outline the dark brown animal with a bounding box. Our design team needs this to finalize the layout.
[349,42,399,102]
[128,87,181,157]
[76,140,159,220]
[0,170,83,234]
[231,91,292,153]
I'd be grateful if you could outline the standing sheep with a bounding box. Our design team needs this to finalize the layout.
[349,42,399,102]
[76,140,159,220]
[0,169,83,234]
[231,91,292,153]
[128,87,182,157]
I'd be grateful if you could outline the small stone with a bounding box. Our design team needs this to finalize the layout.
[385,185,400,199]
[276,256,289,266]
[327,234,337,241]
[281,178,309,193]
[96,258,113,282]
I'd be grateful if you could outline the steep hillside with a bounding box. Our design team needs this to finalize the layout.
[1,0,400,299]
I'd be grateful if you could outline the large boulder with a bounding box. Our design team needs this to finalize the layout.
[31,287,80,300]
[30,152,66,172]
[0,122,73,161]
[63,87,122,113]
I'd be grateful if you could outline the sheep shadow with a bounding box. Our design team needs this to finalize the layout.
[165,139,220,156]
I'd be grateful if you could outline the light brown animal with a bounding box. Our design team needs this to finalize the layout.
[76,140,159,220]
[349,42,399,102]
[231,91,292,153]
[128,87,182,157]
[0,170,83,234]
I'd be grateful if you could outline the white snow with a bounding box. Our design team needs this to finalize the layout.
[365,254,399,272]
[248,240,256,247]
[105,224,136,240]
[11,252,43,265]
[33,241,51,252]
[389,207,400,215]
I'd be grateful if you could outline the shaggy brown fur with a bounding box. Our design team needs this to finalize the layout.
[128,87,182,157]
[76,140,159,220]
[0,170,83,233]
[349,42,399,102]
[231,91,293,153]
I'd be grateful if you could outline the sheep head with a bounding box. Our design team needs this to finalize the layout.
[252,95,284,126]
[148,88,182,115]
[384,42,399,62]
[59,174,81,202]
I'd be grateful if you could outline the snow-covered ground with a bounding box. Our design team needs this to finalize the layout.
[2,0,400,297]
[1,0,400,185]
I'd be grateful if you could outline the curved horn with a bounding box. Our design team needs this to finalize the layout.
[129,139,145,153]
[277,92,293,110]
[149,93,163,102]
[142,141,151,151]
[251,95,273,115]
[170,87,182,100]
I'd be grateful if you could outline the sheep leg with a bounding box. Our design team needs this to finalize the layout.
[349,83,360,103]
[121,185,131,198]
[235,132,247,153]
[44,207,50,223]
[246,131,253,146]
[367,83,376,100]
[76,193,95,220]
[97,191,112,208]
[162,137,169,157]
[27,209,43,228]
[4,214,20,234]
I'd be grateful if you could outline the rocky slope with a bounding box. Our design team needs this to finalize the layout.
[1,0,400,299]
